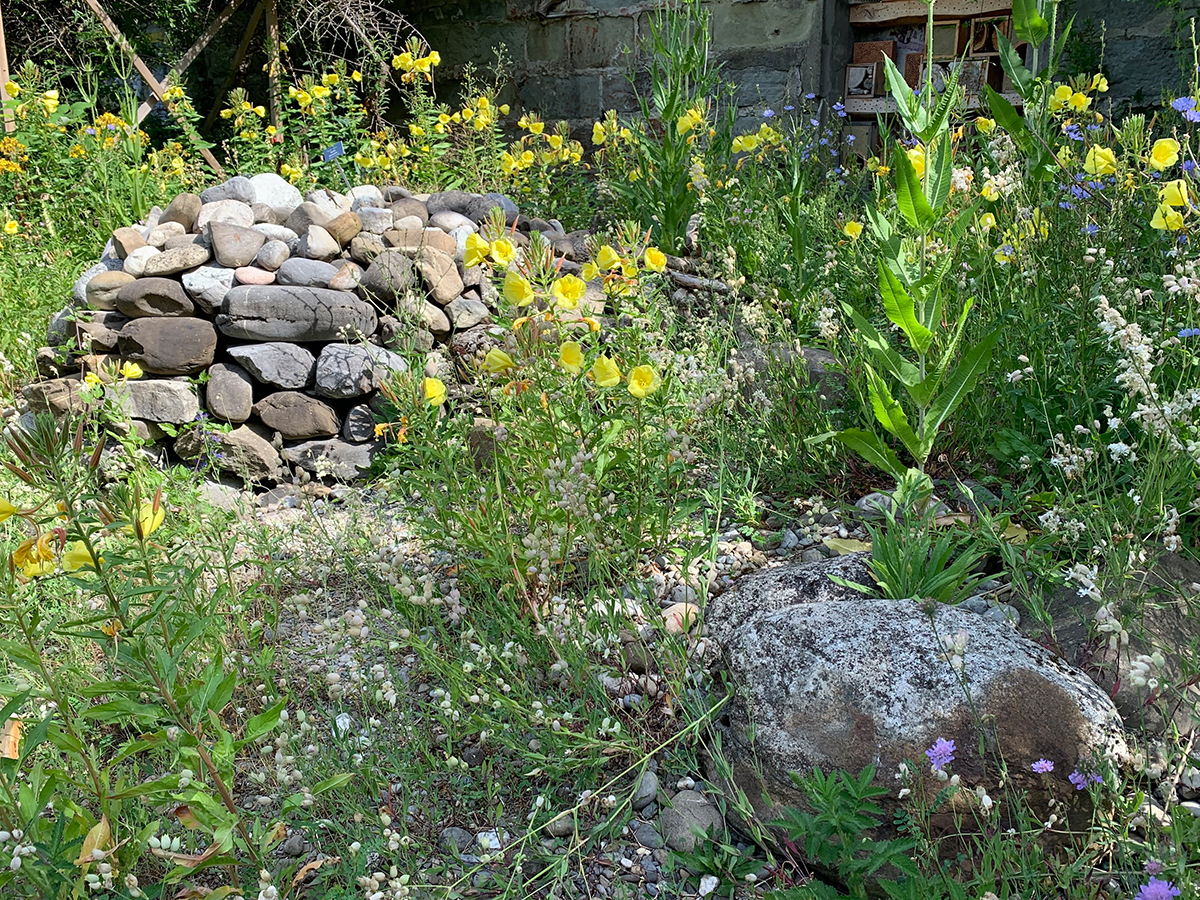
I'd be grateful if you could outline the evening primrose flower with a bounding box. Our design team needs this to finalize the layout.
[1148,138,1180,172]
[464,233,491,268]
[1160,179,1189,207]
[3,81,18,97]
[423,377,446,406]
[592,122,607,145]
[627,365,661,398]
[906,144,926,177]
[502,270,535,306]
[489,238,515,267]
[484,348,516,373]
[731,133,758,153]
[558,341,583,374]
[677,106,703,134]
[323,72,339,86]
[975,117,995,134]
[129,499,164,539]
[1151,203,1184,230]
[3,220,17,235]
[84,372,103,386]
[596,245,622,271]
[1083,145,1116,176]
[582,261,601,281]
[591,355,621,387]
[1050,83,1073,111]
[351,70,362,82]
[643,247,667,272]
[550,274,586,309]
[1091,73,1109,93]
[120,362,143,380]
[0,497,15,521]
[62,541,102,572]
[1067,91,1091,113]
[842,221,863,240]
[980,212,997,231]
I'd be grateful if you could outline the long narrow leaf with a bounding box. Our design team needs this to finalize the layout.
[893,146,936,232]
[927,137,953,215]
[879,261,934,354]
[835,428,906,480]
[925,330,1001,438]
[866,367,921,459]
[841,303,922,386]
[997,34,1033,97]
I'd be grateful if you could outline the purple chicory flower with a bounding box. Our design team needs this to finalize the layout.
[1186,108,1200,123]
[1178,327,1200,338]
[784,104,795,111]
[1135,877,1181,900]
[1083,223,1100,236]
[805,92,816,100]
[1068,769,1103,790]
[846,134,856,143]
[762,108,775,118]
[1031,759,1054,774]
[1183,159,1197,174]
[1172,96,1196,112]
[925,737,956,770]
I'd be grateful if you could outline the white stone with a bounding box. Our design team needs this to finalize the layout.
[123,245,160,277]
[249,172,303,213]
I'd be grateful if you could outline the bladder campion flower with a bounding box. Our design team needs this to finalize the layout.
[423,377,446,406]
[627,365,662,398]
[591,355,621,387]
[1083,145,1116,176]
[502,270,535,307]
[484,348,516,373]
[842,221,863,240]
[558,341,583,374]
[550,275,586,310]
[643,247,667,272]
[1148,138,1180,172]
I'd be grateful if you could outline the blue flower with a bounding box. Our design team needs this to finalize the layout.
[1183,159,1196,174]
[1172,96,1196,112]
[925,737,956,770]
[810,117,820,127]
[846,134,856,143]
[1063,123,1083,141]
[1185,108,1200,123]
[1083,223,1100,236]
[1135,877,1181,900]
[832,101,846,118]
[1031,759,1054,774]
[1179,327,1200,338]
[762,108,775,118]
[784,104,795,111]
[805,93,816,100]
[1059,201,1073,210]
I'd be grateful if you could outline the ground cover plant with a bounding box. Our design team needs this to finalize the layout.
[0,0,1199,898]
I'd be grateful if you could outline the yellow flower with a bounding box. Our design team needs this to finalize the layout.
[253,105,266,117]
[558,341,584,374]
[621,260,638,279]
[906,145,926,177]
[1159,179,1189,207]
[23,558,55,579]
[129,499,164,539]
[980,182,1000,202]
[842,221,863,240]
[975,117,996,134]
[423,377,447,406]
[312,85,331,100]
[582,261,601,281]
[550,274,586,310]
[676,107,703,135]
[1052,83,1073,104]
[1091,73,1109,93]
[295,90,312,108]
[1151,203,1185,231]
[484,348,516,373]
[393,52,414,70]
[352,70,363,82]
[0,497,16,522]
[643,247,667,272]
[596,244,622,271]
[502,270,535,307]
[1083,145,1116,176]
[84,372,103,386]
[120,362,143,380]
[529,120,544,135]
[593,122,607,145]
[3,80,18,97]
[980,212,997,231]
[591,355,621,387]
[1068,92,1091,113]
[323,72,339,86]
[627,365,662,398]
[499,104,510,115]
[1149,138,1181,172]
[489,238,516,267]
[3,220,17,235]
[265,125,276,136]
[731,133,758,153]
[464,233,491,268]
[63,540,102,572]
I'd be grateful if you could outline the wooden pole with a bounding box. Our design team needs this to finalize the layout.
[201,0,265,135]
[264,0,282,130]
[0,0,14,133]
[135,0,244,123]
[80,0,226,177]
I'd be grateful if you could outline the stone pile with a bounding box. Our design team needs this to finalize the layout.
[28,173,593,481]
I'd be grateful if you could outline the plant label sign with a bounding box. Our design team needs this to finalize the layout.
[322,141,345,163]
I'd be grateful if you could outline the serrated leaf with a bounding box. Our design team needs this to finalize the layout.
[880,55,920,129]
[997,34,1033,97]
[926,330,1001,437]
[1013,0,1049,47]
[927,137,953,215]
[841,304,922,387]
[866,367,920,460]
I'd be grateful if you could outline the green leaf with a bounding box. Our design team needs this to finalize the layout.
[878,261,934,355]
[312,773,354,794]
[834,428,906,480]
[242,700,286,745]
[985,86,1035,156]
[892,146,935,232]
[925,330,1001,439]
[865,368,921,460]
[841,304,921,387]
[919,65,962,145]
[997,34,1033,97]
[926,137,952,215]
[880,55,920,131]
[912,297,975,406]
[1013,0,1049,46]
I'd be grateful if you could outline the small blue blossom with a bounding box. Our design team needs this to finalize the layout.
[762,108,775,118]
[846,134,856,143]
[1183,159,1196,174]
[1063,123,1083,141]
[1059,201,1073,210]
[1083,223,1100,236]
[832,101,846,118]
[1179,327,1200,338]
[1186,108,1200,123]
[1135,877,1181,900]
[805,93,815,100]
[784,104,795,111]
[925,737,956,770]
[1031,759,1054,774]
[810,117,820,127]
[1172,96,1196,112]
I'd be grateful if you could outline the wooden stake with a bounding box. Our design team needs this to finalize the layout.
[135,0,245,123]
[264,0,282,130]
[0,0,14,133]
[201,0,265,135]
[80,0,226,177]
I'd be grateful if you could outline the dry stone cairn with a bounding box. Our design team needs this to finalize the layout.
[28,173,593,483]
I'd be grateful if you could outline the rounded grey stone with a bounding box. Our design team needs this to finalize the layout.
[217,285,377,342]
[227,342,316,389]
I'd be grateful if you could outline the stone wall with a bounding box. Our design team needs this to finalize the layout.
[407,0,850,130]
[406,0,1193,126]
